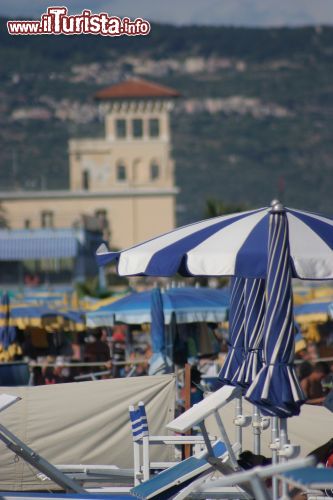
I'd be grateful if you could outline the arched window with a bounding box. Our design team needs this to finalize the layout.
[150,162,160,181]
[116,162,127,181]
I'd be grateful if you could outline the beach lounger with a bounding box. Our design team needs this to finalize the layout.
[130,439,240,499]
[187,456,316,500]
[129,385,244,499]
[129,401,216,484]
[277,467,333,499]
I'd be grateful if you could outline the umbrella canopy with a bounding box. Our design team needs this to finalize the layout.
[148,288,171,375]
[97,206,333,279]
[246,208,305,417]
[0,293,17,350]
[8,304,85,332]
[219,277,245,385]
[294,300,331,324]
[86,286,229,327]
[234,278,266,389]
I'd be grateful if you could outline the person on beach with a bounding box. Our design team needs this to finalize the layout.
[300,361,330,405]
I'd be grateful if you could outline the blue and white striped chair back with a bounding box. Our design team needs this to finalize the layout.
[129,402,149,442]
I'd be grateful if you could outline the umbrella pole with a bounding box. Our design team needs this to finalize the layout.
[271,416,279,500]
[235,396,243,454]
[252,405,261,455]
[279,418,289,499]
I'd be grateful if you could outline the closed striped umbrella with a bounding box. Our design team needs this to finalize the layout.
[246,206,305,417]
[148,287,171,375]
[218,277,245,385]
[235,278,266,389]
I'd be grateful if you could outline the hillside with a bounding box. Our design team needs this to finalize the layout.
[0,18,333,225]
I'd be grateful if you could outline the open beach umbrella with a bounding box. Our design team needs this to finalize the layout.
[96,205,333,280]
[148,288,172,375]
[294,300,331,324]
[235,278,266,389]
[86,287,229,327]
[0,293,17,350]
[219,277,245,385]
[97,202,333,416]
[245,207,305,417]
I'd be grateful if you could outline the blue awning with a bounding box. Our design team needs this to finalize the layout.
[0,229,79,261]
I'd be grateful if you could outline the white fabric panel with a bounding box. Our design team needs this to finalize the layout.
[118,209,259,275]
[0,375,175,491]
[288,213,333,279]
[186,211,267,275]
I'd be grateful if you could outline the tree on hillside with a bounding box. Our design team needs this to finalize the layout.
[205,198,247,219]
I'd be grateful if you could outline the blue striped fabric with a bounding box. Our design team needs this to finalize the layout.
[0,293,17,349]
[235,278,266,388]
[246,211,305,417]
[131,441,227,499]
[96,206,333,280]
[0,229,78,260]
[129,403,149,441]
[218,277,245,385]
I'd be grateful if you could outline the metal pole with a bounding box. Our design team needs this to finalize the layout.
[252,405,261,455]
[279,418,289,499]
[271,416,279,500]
[235,396,243,453]
[214,410,239,471]
[0,424,85,493]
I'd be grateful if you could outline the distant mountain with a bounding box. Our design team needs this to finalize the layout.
[0,19,333,226]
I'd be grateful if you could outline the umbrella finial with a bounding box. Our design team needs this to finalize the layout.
[270,199,285,213]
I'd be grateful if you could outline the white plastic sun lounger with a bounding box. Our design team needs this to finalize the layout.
[129,385,245,499]
[130,439,241,499]
[188,456,316,500]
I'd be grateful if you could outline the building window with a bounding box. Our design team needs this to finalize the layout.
[82,170,90,190]
[149,118,160,138]
[24,219,31,229]
[115,119,127,138]
[132,118,143,138]
[150,162,160,181]
[41,211,54,228]
[116,163,127,182]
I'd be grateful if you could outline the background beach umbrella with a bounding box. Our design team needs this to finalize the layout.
[235,278,266,389]
[148,287,172,375]
[0,293,17,350]
[245,207,305,417]
[294,300,331,324]
[219,277,245,385]
[86,286,229,327]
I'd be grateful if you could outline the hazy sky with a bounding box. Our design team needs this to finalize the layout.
[1,0,333,26]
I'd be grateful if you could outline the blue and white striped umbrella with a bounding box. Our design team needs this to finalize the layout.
[235,278,266,389]
[246,209,305,417]
[97,207,333,279]
[148,288,171,375]
[219,277,245,385]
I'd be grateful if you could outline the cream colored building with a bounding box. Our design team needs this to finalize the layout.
[1,79,180,249]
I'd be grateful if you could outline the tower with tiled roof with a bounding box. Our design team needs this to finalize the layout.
[68,78,179,246]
